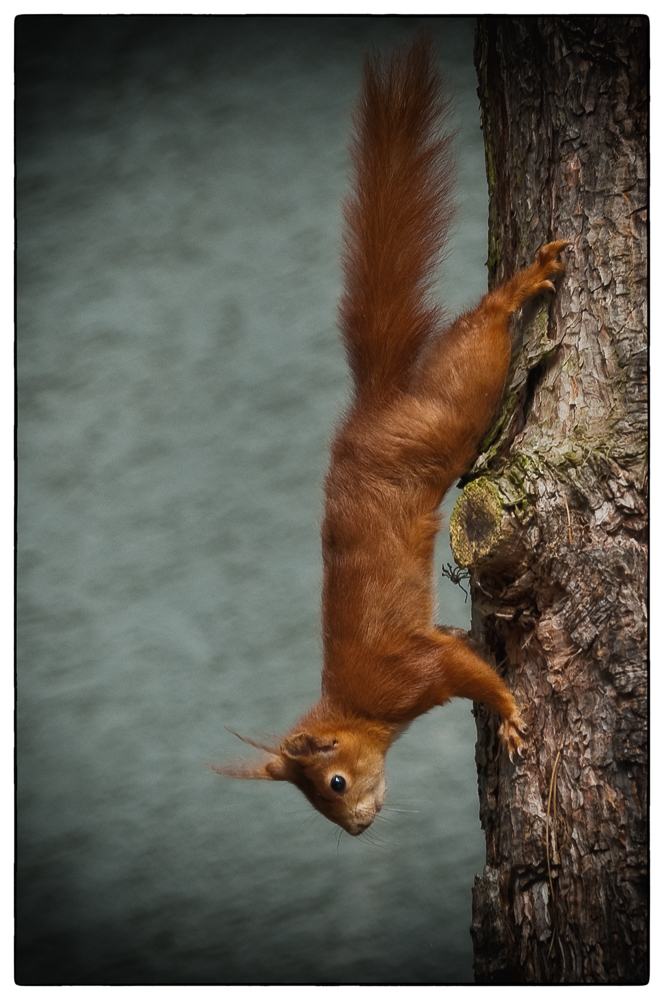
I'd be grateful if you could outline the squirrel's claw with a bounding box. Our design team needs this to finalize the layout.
[499,711,528,762]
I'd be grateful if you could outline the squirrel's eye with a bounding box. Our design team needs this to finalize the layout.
[330,774,346,794]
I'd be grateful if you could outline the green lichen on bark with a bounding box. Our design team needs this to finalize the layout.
[450,477,504,568]
[499,453,542,509]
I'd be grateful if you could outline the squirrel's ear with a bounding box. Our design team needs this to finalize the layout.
[281,733,338,758]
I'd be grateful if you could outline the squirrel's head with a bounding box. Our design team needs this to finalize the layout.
[217,723,390,836]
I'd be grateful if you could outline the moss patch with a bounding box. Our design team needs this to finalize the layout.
[450,477,504,569]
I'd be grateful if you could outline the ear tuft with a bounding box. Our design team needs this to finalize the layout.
[225,727,280,755]
[264,757,290,781]
[210,758,283,781]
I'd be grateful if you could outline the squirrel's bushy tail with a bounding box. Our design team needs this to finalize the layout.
[339,38,456,401]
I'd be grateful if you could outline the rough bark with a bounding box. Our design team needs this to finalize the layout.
[450,16,648,984]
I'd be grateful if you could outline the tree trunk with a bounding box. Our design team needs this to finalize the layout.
[450,16,648,984]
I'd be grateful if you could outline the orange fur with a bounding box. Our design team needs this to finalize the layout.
[217,39,568,835]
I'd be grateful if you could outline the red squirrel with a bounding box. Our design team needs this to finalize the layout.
[218,39,568,836]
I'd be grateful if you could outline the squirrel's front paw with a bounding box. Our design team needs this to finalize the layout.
[498,711,528,762]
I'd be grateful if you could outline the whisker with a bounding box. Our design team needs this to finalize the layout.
[362,828,390,850]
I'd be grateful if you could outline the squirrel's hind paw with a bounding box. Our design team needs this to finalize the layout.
[523,240,571,301]
[531,240,571,294]
[498,712,528,762]
[537,239,572,264]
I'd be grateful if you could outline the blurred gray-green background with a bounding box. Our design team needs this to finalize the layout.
[16,14,490,985]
